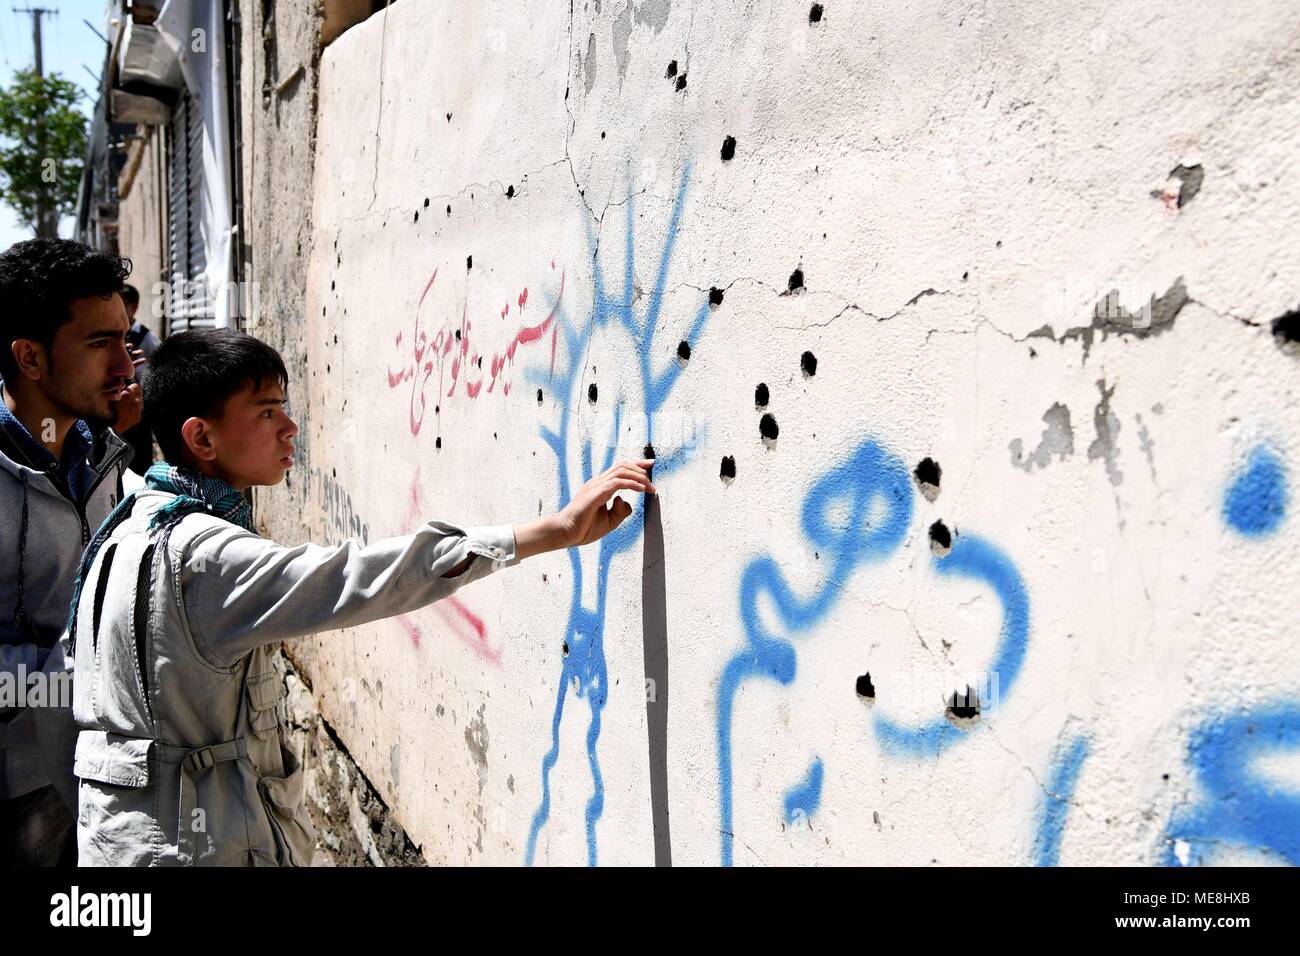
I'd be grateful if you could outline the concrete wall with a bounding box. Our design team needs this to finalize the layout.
[115,127,167,327]
[278,0,1300,865]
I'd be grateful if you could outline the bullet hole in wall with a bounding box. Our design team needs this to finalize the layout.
[810,3,824,23]
[760,413,779,441]
[855,672,875,699]
[446,204,451,216]
[788,267,804,292]
[914,457,941,487]
[929,520,952,554]
[755,382,770,407]
[996,240,1002,248]
[413,209,419,222]
[709,286,725,307]
[801,350,818,376]
[676,74,687,91]
[334,334,338,344]
[563,642,569,656]
[436,437,442,450]
[720,455,736,480]
[721,136,736,161]
[600,131,606,139]
[466,255,473,270]
[331,280,335,291]
[506,185,515,199]
[446,112,452,121]
[455,329,461,341]
[423,197,429,207]
[588,383,598,403]
[537,388,543,404]
[1273,308,1300,347]
[665,60,677,78]
[677,340,691,361]
[435,405,439,415]
[946,686,980,720]
[962,271,969,281]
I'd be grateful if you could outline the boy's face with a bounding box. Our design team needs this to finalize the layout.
[197,379,298,490]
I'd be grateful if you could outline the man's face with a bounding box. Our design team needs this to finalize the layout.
[201,379,298,490]
[39,293,136,427]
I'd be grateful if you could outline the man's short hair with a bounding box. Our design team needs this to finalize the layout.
[144,328,289,465]
[120,283,140,308]
[0,239,132,381]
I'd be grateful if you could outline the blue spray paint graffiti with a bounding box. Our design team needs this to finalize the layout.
[716,438,913,866]
[716,438,1032,864]
[1033,733,1090,866]
[1224,444,1288,536]
[783,758,825,825]
[874,536,1031,759]
[1164,705,1300,866]
[523,164,712,866]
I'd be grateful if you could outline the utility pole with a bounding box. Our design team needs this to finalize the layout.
[14,6,57,236]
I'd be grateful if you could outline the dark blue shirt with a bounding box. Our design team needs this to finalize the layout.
[0,384,97,504]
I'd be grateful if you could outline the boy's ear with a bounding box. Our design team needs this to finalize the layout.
[180,416,218,462]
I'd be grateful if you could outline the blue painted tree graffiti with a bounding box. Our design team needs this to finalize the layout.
[715,437,1032,865]
[523,163,712,866]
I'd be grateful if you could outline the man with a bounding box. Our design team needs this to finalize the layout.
[67,327,654,865]
[119,284,162,476]
[0,239,142,865]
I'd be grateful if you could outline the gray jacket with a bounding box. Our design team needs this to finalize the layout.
[64,487,519,866]
[0,412,130,798]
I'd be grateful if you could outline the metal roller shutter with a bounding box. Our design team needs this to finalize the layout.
[165,94,214,336]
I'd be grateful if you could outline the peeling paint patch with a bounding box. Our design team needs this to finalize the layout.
[1087,380,1123,487]
[1010,402,1074,472]
[1030,277,1188,360]
[1151,163,1204,208]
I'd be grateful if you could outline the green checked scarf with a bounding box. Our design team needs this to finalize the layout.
[65,461,256,655]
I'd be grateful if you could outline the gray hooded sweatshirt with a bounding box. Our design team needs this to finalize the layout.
[0,398,130,799]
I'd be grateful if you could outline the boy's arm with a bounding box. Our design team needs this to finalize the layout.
[180,519,539,668]
[179,457,654,667]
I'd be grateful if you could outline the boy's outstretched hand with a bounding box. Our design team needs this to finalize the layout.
[512,458,657,560]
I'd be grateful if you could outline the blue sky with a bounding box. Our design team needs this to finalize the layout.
[0,1,112,248]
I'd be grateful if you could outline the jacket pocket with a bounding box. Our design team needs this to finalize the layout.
[245,672,282,739]
[74,729,151,787]
[255,742,316,867]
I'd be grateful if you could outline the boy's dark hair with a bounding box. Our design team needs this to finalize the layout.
[0,239,132,381]
[121,283,140,307]
[144,328,288,465]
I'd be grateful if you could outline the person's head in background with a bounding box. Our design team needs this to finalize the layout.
[144,328,297,491]
[121,284,140,321]
[0,239,136,430]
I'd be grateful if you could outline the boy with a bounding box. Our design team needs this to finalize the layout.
[0,239,141,865]
[66,327,654,866]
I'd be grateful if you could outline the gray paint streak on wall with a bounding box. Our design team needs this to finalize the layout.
[612,4,634,81]
[1010,402,1075,472]
[1088,380,1124,487]
[584,32,597,94]
[390,742,401,788]
[613,0,673,83]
